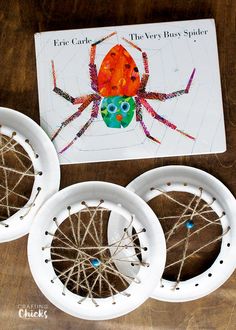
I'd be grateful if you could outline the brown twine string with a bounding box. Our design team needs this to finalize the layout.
[172,190,203,289]
[150,186,229,288]
[165,227,230,270]
[46,203,147,305]
[167,213,224,252]
[166,192,200,242]
[0,131,41,226]
[152,187,222,226]
[0,132,15,152]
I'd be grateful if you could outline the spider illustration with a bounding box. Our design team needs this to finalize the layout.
[51,32,196,153]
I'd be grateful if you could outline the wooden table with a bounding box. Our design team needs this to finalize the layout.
[0,1,235,329]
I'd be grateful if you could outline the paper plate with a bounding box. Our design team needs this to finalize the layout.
[109,166,236,302]
[0,107,60,242]
[28,181,166,320]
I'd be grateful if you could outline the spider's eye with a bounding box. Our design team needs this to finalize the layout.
[121,102,130,112]
[107,103,117,113]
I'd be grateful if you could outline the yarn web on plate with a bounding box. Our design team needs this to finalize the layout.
[43,201,148,306]
[148,186,229,289]
[0,131,41,227]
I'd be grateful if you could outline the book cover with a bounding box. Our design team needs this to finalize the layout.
[35,19,226,164]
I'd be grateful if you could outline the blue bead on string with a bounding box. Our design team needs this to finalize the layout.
[90,258,101,268]
[185,220,195,229]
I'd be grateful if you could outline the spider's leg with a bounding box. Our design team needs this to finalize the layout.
[52,60,75,103]
[52,60,94,105]
[89,32,117,93]
[52,61,92,104]
[139,68,196,100]
[51,95,96,141]
[59,98,101,154]
[139,97,195,140]
[122,37,149,92]
[135,97,161,144]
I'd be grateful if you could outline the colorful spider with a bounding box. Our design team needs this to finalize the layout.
[51,32,196,153]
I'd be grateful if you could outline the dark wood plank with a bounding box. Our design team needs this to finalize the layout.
[0,0,235,329]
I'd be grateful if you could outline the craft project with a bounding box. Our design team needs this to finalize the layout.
[28,182,166,320]
[108,166,236,302]
[35,19,226,164]
[0,107,60,242]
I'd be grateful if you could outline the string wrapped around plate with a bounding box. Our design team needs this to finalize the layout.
[108,166,236,302]
[0,107,60,242]
[28,181,166,320]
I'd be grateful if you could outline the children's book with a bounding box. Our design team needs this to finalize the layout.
[35,19,226,164]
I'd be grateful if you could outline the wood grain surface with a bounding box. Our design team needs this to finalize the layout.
[0,1,235,329]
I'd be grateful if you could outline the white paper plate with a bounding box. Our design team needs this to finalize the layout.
[28,181,166,320]
[109,166,236,302]
[0,107,60,242]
